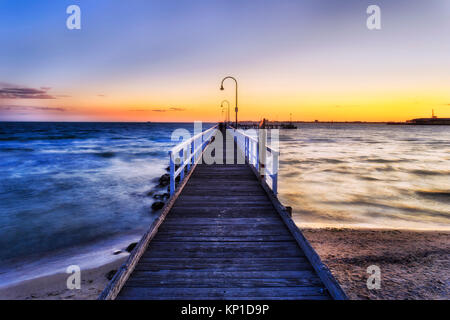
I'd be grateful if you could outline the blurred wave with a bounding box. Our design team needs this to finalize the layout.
[277,124,450,231]
[0,122,213,287]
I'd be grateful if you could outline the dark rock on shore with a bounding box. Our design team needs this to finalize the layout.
[126,242,138,253]
[159,174,170,187]
[153,193,169,200]
[106,270,117,281]
[159,173,180,187]
[152,201,165,211]
[165,164,180,172]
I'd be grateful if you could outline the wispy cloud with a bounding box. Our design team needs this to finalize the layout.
[151,107,186,112]
[128,107,187,113]
[0,105,66,112]
[0,84,55,99]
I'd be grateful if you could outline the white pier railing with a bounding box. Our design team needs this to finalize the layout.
[232,128,279,194]
[168,125,218,196]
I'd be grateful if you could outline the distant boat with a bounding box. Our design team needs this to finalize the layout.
[281,113,297,129]
[388,110,450,125]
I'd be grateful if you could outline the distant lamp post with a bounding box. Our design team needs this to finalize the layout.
[220,76,238,128]
[221,100,230,124]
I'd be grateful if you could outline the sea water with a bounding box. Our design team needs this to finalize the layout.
[0,122,449,287]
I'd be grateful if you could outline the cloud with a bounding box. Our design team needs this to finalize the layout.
[151,107,186,112]
[0,84,55,99]
[128,107,187,113]
[0,105,66,112]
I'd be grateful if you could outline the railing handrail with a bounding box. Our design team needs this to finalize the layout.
[231,127,279,194]
[234,128,280,154]
[170,125,217,154]
[168,124,218,196]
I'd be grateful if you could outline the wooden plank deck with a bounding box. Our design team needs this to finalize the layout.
[101,126,347,300]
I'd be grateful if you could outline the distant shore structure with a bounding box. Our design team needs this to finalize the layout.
[388,110,450,125]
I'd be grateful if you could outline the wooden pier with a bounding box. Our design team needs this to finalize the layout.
[99,125,347,300]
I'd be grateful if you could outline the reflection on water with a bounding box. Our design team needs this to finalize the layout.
[277,124,450,230]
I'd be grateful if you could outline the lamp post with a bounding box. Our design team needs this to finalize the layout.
[220,76,238,128]
[221,100,230,124]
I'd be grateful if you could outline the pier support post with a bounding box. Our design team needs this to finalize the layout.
[258,129,267,179]
[169,151,175,196]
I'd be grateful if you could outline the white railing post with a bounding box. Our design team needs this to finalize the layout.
[256,139,260,172]
[169,150,175,196]
[245,137,249,163]
[272,151,279,194]
[191,140,194,167]
[179,148,184,181]
[258,129,267,179]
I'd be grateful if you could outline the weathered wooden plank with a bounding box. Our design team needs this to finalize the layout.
[153,235,294,242]
[158,222,288,230]
[176,195,269,201]
[173,202,274,208]
[169,207,275,214]
[141,241,303,258]
[181,189,266,196]
[162,217,282,225]
[129,270,317,279]
[133,257,313,271]
[185,180,260,185]
[156,226,291,237]
[117,287,329,300]
[168,207,276,218]
[126,273,323,288]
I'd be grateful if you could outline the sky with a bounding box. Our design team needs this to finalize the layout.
[0,0,449,122]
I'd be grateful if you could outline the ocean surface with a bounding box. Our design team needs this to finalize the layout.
[277,124,450,231]
[0,122,449,287]
[0,122,213,287]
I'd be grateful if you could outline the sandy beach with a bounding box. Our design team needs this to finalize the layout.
[303,228,450,300]
[0,228,448,300]
[0,257,127,300]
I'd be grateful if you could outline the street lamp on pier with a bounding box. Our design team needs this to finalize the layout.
[220,76,238,128]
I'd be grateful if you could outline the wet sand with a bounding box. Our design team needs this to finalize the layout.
[0,257,127,300]
[0,229,448,300]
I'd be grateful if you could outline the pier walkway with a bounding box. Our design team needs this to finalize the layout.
[100,125,347,300]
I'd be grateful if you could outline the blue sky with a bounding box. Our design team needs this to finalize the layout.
[0,0,449,121]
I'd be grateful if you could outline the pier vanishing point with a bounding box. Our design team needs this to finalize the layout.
[99,124,347,300]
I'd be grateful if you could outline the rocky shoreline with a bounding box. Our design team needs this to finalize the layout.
[103,165,185,282]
